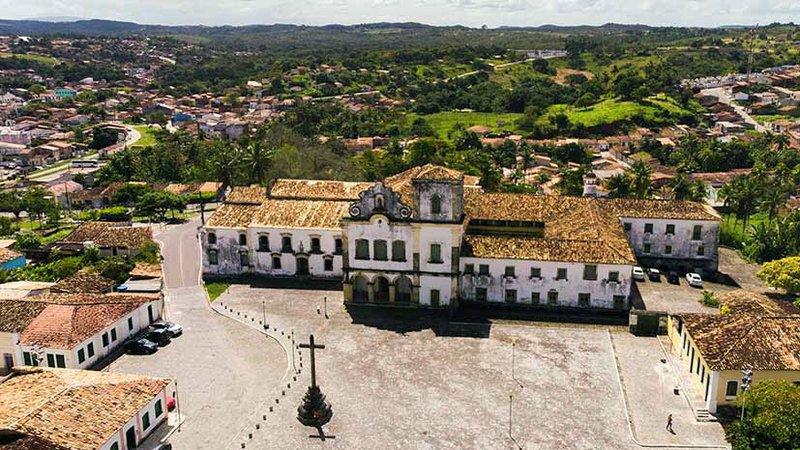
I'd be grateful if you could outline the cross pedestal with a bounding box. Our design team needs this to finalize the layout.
[297,334,333,427]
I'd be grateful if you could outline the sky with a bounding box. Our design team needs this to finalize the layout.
[3,0,799,28]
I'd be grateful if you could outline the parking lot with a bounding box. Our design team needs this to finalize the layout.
[634,248,765,314]
[213,285,728,450]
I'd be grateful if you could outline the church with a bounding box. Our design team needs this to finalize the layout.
[201,164,720,311]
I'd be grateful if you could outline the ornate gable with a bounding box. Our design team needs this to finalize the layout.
[348,182,412,222]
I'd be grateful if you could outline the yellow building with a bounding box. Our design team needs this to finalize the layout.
[667,290,800,414]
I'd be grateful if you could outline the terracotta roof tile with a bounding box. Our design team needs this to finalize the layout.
[0,367,169,450]
[206,203,260,228]
[683,314,800,371]
[0,301,47,333]
[462,234,636,264]
[269,179,371,201]
[226,185,266,204]
[0,247,23,265]
[251,200,350,230]
[19,300,145,349]
[50,273,115,294]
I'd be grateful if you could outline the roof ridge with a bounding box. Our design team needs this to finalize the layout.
[717,316,765,369]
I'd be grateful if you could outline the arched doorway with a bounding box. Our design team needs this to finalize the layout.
[396,276,412,304]
[373,276,390,303]
[352,275,369,302]
[296,256,309,276]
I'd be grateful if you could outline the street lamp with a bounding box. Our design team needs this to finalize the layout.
[740,368,753,422]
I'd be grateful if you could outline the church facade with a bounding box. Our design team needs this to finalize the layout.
[201,165,721,311]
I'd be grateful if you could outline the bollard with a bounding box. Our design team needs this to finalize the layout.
[293,376,296,382]
[248,433,253,439]
[275,398,279,404]
[241,444,245,449]
[269,406,273,412]
[287,383,291,388]
[256,424,260,430]
[263,414,267,420]
[282,390,285,396]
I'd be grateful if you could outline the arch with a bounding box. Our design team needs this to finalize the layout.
[430,194,442,214]
[296,255,309,276]
[396,275,412,303]
[352,275,369,302]
[373,276,390,303]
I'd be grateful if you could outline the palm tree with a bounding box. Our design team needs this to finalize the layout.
[628,160,653,199]
[604,173,633,198]
[760,182,788,221]
[669,173,707,202]
[240,140,274,185]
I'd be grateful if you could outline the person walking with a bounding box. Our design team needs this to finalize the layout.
[666,414,674,433]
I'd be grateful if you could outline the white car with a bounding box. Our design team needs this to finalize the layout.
[632,266,646,281]
[686,273,703,287]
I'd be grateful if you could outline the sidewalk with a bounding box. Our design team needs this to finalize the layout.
[610,331,727,447]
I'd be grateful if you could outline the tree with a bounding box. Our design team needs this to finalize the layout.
[410,118,436,137]
[757,257,800,294]
[669,173,706,201]
[0,217,16,237]
[725,380,800,450]
[628,160,653,199]
[112,183,154,206]
[135,191,186,222]
[604,173,633,198]
[90,127,120,150]
[0,191,24,219]
[239,141,274,185]
[14,230,42,250]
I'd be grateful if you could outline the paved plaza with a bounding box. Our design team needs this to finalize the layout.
[214,285,729,450]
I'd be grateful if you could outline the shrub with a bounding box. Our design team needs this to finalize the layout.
[97,206,131,222]
[134,240,161,264]
[757,257,800,295]
[699,290,719,307]
[14,230,43,250]
[0,217,18,237]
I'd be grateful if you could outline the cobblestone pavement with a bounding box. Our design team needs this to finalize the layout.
[215,286,730,450]
[109,219,288,450]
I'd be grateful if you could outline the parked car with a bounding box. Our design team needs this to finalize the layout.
[149,320,183,337]
[144,328,172,347]
[123,338,158,355]
[667,271,680,285]
[632,266,646,281]
[686,272,703,287]
[647,268,661,282]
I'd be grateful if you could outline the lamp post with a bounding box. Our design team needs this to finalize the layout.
[740,368,753,422]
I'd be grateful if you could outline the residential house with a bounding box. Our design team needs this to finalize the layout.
[0,248,25,271]
[0,366,174,450]
[16,292,162,370]
[667,290,800,414]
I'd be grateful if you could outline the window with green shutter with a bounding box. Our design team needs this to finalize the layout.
[23,352,32,366]
[77,349,85,364]
[87,343,95,358]
[47,354,55,367]
[373,240,388,261]
[154,399,163,417]
[56,355,66,368]
[692,225,702,240]
[355,239,369,260]
[142,411,151,429]
[429,243,442,263]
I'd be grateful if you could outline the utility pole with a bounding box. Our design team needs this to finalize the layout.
[740,368,753,422]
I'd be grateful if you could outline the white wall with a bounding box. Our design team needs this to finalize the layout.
[19,300,162,370]
[459,258,632,308]
[202,226,343,278]
[100,382,173,450]
[347,215,414,272]
[622,218,719,272]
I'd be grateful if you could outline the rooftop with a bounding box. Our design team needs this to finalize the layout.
[18,299,145,349]
[269,179,372,201]
[252,199,350,230]
[50,273,115,294]
[0,301,47,333]
[225,185,266,204]
[0,247,23,265]
[0,367,169,450]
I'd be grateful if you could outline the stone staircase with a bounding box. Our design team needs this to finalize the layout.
[695,407,716,422]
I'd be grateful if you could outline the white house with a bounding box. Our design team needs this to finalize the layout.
[202,165,721,312]
[17,293,163,370]
[0,366,175,450]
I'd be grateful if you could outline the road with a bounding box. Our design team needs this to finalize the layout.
[27,125,142,182]
[109,218,287,449]
[701,87,766,132]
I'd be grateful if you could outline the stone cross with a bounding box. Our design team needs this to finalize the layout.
[299,334,325,388]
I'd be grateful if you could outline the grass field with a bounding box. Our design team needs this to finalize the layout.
[405,111,523,139]
[0,53,59,65]
[132,125,159,147]
[752,114,795,124]
[538,96,693,129]
[720,212,769,249]
[205,281,232,302]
